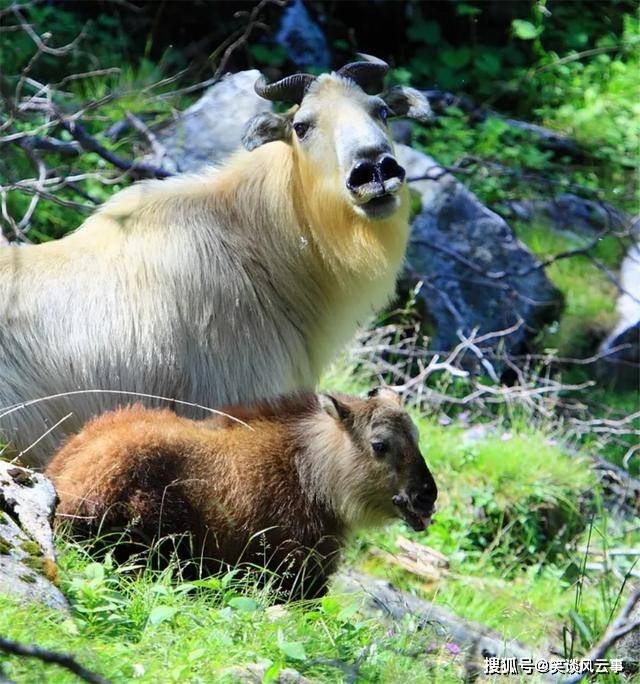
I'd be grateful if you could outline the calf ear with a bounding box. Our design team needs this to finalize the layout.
[319,394,351,423]
[242,112,292,151]
[368,387,403,406]
[382,86,433,123]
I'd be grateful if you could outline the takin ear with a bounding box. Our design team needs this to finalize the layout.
[382,86,433,124]
[241,111,293,151]
[367,387,403,406]
[319,393,352,423]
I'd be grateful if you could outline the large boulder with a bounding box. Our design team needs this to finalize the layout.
[151,70,271,173]
[396,145,562,360]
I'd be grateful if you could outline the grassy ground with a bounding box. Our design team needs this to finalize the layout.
[1,365,637,683]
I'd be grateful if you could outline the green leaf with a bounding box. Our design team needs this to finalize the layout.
[277,629,307,661]
[569,610,593,645]
[189,577,222,591]
[338,600,361,622]
[391,67,412,85]
[512,19,540,40]
[440,47,472,70]
[262,661,281,683]
[84,562,105,581]
[475,52,502,77]
[320,596,340,617]
[278,640,307,661]
[249,44,286,67]
[227,596,259,612]
[148,605,178,626]
[188,649,206,662]
[456,3,482,16]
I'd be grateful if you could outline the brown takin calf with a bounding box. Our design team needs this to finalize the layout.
[47,388,437,600]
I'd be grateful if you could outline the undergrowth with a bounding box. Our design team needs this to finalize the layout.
[1,373,636,683]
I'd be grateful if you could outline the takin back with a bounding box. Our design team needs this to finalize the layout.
[0,57,431,467]
[46,388,437,600]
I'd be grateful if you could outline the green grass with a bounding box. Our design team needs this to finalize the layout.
[1,385,637,683]
[0,551,463,683]
[515,221,622,356]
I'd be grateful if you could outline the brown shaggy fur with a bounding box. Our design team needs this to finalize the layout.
[47,390,437,600]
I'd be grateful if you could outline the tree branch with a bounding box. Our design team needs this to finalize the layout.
[59,118,172,180]
[0,636,110,684]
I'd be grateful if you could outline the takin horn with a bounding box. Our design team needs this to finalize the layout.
[337,53,389,94]
[254,73,316,103]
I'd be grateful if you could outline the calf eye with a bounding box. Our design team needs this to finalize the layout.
[371,440,387,456]
[293,121,310,138]
[377,106,389,125]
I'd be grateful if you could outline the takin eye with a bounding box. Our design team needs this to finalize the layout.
[377,105,390,125]
[371,440,388,456]
[293,121,311,138]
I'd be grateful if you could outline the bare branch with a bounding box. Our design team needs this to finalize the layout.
[59,118,172,180]
[0,636,110,684]
[11,5,88,57]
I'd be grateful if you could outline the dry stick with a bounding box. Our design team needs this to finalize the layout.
[124,112,167,159]
[0,636,110,684]
[562,589,640,684]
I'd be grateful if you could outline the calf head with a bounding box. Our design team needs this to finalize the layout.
[319,387,438,531]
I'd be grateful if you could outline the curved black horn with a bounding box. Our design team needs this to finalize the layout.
[337,53,389,94]
[254,73,316,103]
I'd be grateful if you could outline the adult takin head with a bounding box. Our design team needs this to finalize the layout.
[47,388,437,600]
[243,54,432,222]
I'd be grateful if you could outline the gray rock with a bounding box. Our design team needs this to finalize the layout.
[500,194,628,236]
[397,144,562,360]
[152,70,272,173]
[275,0,330,70]
[0,461,67,610]
[598,242,640,387]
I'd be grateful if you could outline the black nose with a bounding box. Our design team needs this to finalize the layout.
[347,160,376,190]
[346,155,406,192]
[411,488,437,515]
[377,155,406,183]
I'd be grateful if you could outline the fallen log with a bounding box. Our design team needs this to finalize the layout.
[333,570,549,666]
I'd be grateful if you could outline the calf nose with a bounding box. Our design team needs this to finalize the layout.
[412,488,437,515]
